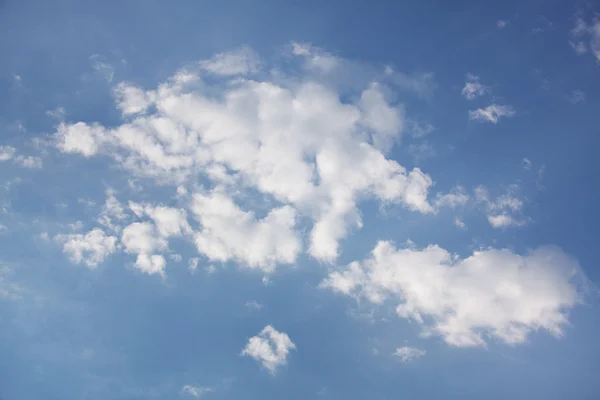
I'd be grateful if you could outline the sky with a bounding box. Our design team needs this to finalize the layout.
[1,0,600,399]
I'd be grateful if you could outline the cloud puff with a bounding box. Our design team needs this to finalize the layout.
[322,241,586,347]
[53,44,434,265]
[181,385,213,398]
[570,17,600,61]
[199,45,261,76]
[461,74,489,100]
[242,325,296,373]
[0,146,16,161]
[469,105,515,124]
[394,346,426,362]
[191,190,301,272]
[55,228,118,268]
[475,185,527,228]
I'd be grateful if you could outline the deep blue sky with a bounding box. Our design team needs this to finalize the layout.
[1,1,600,399]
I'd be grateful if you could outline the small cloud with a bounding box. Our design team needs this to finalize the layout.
[181,385,213,398]
[454,217,466,229]
[469,104,515,124]
[461,74,489,100]
[522,158,532,170]
[245,300,264,311]
[393,346,426,363]
[497,20,509,29]
[567,90,585,104]
[15,155,43,169]
[241,325,296,373]
[199,46,260,76]
[188,257,199,273]
[0,146,16,161]
[170,253,183,263]
[90,54,115,82]
[45,107,66,120]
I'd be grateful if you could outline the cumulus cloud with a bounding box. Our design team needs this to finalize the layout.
[242,325,296,373]
[394,346,426,362]
[461,74,488,100]
[191,190,300,272]
[53,44,434,265]
[55,228,118,268]
[322,241,586,347]
[121,222,168,275]
[469,105,515,124]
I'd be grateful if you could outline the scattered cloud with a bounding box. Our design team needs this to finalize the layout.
[322,241,587,347]
[15,155,43,169]
[569,17,600,61]
[475,185,527,228]
[497,20,509,29]
[199,46,261,76]
[181,385,213,398]
[242,325,296,373]
[567,90,585,104]
[461,74,489,100]
[469,104,515,124]
[246,300,264,311]
[0,146,16,161]
[434,186,469,210]
[522,158,532,170]
[454,217,466,229]
[55,228,118,268]
[394,346,426,362]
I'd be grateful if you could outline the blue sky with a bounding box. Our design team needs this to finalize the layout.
[1,0,600,399]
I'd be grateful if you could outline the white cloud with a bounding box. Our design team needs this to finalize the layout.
[199,46,260,76]
[188,257,199,273]
[114,82,154,115]
[567,90,585,104]
[0,146,16,161]
[246,300,264,311]
[242,325,296,373]
[497,20,509,29]
[53,44,435,267]
[570,17,600,61]
[181,385,213,398]
[322,241,586,347]
[469,104,515,124]
[487,214,527,228]
[461,74,489,100]
[191,190,300,272]
[394,346,426,362]
[46,106,66,119]
[121,222,168,275]
[434,186,469,210]
[522,158,532,170]
[475,185,527,228]
[454,217,466,229]
[15,155,43,169]
[55,228,118,268]
[90,54,114,82]
[97,191,128,232]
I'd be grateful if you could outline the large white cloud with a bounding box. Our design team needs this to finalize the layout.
[53,44,435,264]
[241,325,296,373]
[322,241,586,347]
